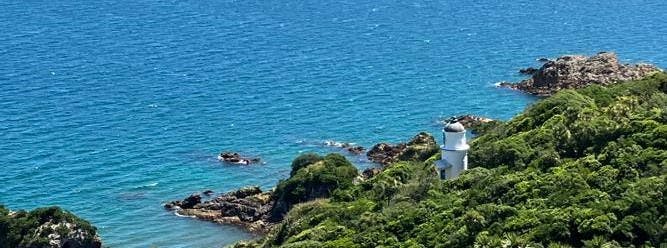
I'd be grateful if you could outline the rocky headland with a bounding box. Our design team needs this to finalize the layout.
[499,52,662,95]
[165,186,275,233]
[165,153,360,233]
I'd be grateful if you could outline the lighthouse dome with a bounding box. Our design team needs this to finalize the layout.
[444,122,465,132]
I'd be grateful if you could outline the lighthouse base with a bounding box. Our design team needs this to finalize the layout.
[436,150,468,180]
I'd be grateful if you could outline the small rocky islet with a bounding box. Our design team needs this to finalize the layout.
[499,51,662,96]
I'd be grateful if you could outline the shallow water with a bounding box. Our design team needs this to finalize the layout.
[1,0,666,247]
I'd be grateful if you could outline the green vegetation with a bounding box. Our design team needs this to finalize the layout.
[0,205,99,248]
[238,72,667,247]
[270,153,359,220]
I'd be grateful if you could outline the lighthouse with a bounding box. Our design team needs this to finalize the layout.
[436,120,469,179]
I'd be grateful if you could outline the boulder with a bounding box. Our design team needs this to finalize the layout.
[500,52,662,96]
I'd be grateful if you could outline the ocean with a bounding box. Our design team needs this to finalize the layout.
[1,0,666,247]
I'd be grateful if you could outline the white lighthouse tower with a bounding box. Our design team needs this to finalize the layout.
[436,120,469,179]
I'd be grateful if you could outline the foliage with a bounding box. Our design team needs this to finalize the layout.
[0,205,98,248]
[271,153,359,220]
[237,72,667,247]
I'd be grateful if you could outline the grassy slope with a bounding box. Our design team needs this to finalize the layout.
[237,73,667,248]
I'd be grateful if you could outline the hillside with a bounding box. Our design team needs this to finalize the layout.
[235,72,667,247]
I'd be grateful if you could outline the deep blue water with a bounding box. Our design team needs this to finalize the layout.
[1,0,666,247]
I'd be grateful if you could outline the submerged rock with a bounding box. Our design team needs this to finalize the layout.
[500,52,662,96]
[367,132,438,166]
[165,186,275,233]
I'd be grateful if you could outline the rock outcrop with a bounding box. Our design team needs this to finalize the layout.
[366,132,439,165]
[165,187,275,233]
[499,52,662,96]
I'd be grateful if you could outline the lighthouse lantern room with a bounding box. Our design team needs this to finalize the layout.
[436,120,469,179]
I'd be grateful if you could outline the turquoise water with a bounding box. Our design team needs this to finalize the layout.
[1,0,666,247]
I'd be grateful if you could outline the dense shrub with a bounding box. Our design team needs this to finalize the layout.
[271,153,358,221]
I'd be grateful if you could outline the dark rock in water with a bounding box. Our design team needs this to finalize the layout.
[203,190,214,195]
[367,132,438,166]
[218,152,260,165]
[518,67,538,75]
[499,52,662,96]
[165,187,275,233]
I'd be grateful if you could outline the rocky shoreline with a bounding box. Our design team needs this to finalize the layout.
[166,132,441,232]
[165,186,276,233]
[499,52,662,96]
